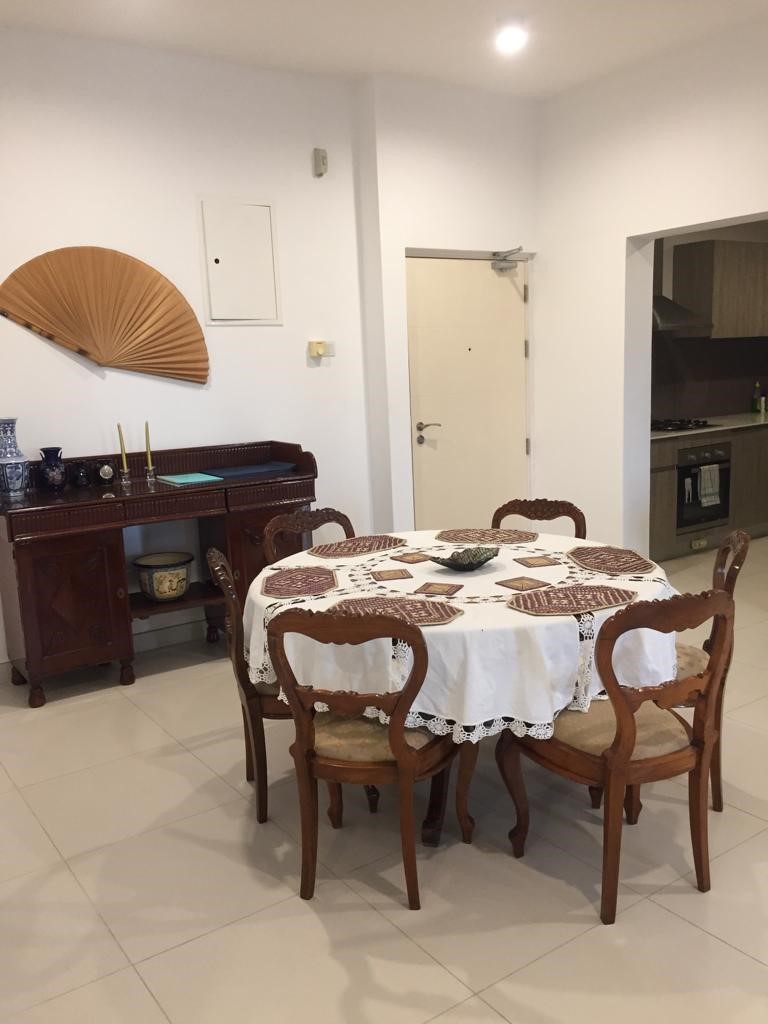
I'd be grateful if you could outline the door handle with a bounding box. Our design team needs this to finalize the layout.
[416,422,442,431]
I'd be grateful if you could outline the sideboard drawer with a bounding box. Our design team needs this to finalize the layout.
[125,489,226,524]
[9,502,126,540]
[227,477,316,511]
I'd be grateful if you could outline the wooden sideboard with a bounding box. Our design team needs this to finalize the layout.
[0,440,316,707]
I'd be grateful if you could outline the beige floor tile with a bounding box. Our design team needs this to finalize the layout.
[138,880,471,1024]
[0,671,125,722]
[728,693,768,734]
[428,997,508,1022]
[495,773,766,895]
[482,900,768,1024]
[69,800,300,962]
[23,744,239,858]
[723,658,768,711]
[3,967,169,1024]
[183,717,297,798]
[0,864,127,1019]
[348,828,640,991]
[124,670,242,741]
[0,699,172,787]
[731,620,768,667]
[0,760,13,794]
[0,790,61,882]
[652,828,768,965]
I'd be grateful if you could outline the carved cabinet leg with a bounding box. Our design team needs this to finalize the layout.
[206,624,220,644]
[28,682,46,708]
[11,666,27,686]
[119,659,135,685]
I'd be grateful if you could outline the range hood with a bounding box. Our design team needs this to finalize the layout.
[652,239,712,335]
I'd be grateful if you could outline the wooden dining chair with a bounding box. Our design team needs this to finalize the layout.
[588,529,750,818]
[492,498,587,538]
[268,608,461,910]
[495,589,734,924]
[262,507,355,564]
[207,547,380,823]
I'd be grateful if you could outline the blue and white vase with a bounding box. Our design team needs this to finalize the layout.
[0,418,29,499]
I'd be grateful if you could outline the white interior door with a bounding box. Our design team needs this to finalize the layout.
[407,256,528,529]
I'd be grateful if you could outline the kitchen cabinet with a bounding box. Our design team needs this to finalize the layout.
[730,428,768,530]
[673,240,768,338]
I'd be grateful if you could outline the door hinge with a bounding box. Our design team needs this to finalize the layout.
[523,283,529,303]
[524,338,529,358]
[525,437,531,456]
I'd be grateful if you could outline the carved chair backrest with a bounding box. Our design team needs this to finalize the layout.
[491,498,587,539]
[267,609,429,768]
[711,529,750,594]
[595,590,734,767]
[262,507,355,565]
[206,547,251,697]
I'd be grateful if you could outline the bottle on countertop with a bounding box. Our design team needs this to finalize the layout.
[752,380,762,413]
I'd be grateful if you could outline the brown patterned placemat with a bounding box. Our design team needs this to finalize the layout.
[567,546,655,576]
[496,577,552,592]
[436,528,538,544]
[515,555,560,568]
[391,551,431,564]
[507,584,636,616]
[332,596,463,626]
[309,535,406,558]
[262,567,338,598]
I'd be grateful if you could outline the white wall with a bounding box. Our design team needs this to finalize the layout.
[364,76,539,530]
[533,19,768,549]
[0,30,373,662]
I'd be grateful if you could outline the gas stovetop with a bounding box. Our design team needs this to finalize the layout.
[651,418,719,432]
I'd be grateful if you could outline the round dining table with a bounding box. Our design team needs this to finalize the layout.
[242,528,678,743]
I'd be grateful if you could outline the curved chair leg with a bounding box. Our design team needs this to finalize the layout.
[295,761,319,900]
[244,702,269,824]
[600,776,626,924]
[398,776,421,910]
[364,784,381,813]
[326,782,344,829]
[690,752,713,892]
[495,734,529,858]
[624,784,642,825]
[588,785,603,809]
[711,688,725,812]
[456,741,480,844]
[422,763,452,847]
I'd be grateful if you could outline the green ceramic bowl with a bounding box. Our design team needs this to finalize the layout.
[429,546,499,572]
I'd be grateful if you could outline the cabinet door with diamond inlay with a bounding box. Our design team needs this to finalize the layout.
[15,530,132,677]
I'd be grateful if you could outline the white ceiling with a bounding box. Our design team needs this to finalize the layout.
[2,0,768,97]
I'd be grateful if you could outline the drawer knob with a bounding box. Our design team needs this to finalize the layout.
[233,569,241,581]
[116,587,126,600]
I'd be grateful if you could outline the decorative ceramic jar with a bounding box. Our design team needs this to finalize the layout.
[134,552,194,602]
[39,447,66,492]
[0,418,29,499]
[72,461,91,488]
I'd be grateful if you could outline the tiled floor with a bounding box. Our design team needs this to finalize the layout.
[0,541,767,1022]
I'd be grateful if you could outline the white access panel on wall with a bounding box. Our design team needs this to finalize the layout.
[201,199,280,323]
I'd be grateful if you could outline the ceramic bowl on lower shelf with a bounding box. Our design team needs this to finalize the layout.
[134,551,194,602]
[429,546,499,572]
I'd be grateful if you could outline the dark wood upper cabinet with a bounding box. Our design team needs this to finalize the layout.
[673,240,768,339]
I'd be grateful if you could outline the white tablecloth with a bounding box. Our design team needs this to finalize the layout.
[243,531,678,743]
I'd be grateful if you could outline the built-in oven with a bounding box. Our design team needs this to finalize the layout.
[676,442,731,531]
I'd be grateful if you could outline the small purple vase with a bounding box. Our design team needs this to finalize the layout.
[39,447,66,492]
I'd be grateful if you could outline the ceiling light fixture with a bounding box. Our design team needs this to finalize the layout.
[494,24,529,56]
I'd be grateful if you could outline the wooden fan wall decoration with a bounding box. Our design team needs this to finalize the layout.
[0,246,209,384]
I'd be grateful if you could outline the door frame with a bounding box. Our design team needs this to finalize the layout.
[404,248,535,524]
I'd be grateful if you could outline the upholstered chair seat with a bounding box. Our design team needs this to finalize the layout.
[553,701,690,759]
[676,641,708,678]
[313,714,433,761]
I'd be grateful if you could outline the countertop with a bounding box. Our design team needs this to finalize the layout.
[651,412,768,441]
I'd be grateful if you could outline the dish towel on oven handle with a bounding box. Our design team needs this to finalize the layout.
[698,464,720,507]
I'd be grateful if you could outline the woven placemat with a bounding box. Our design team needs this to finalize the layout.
[507,584,636,616]
[567,546,655,576]
[309,535,406,558]
[332,595,463,626]
[262,567,337,598]
[436,528,537,544]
